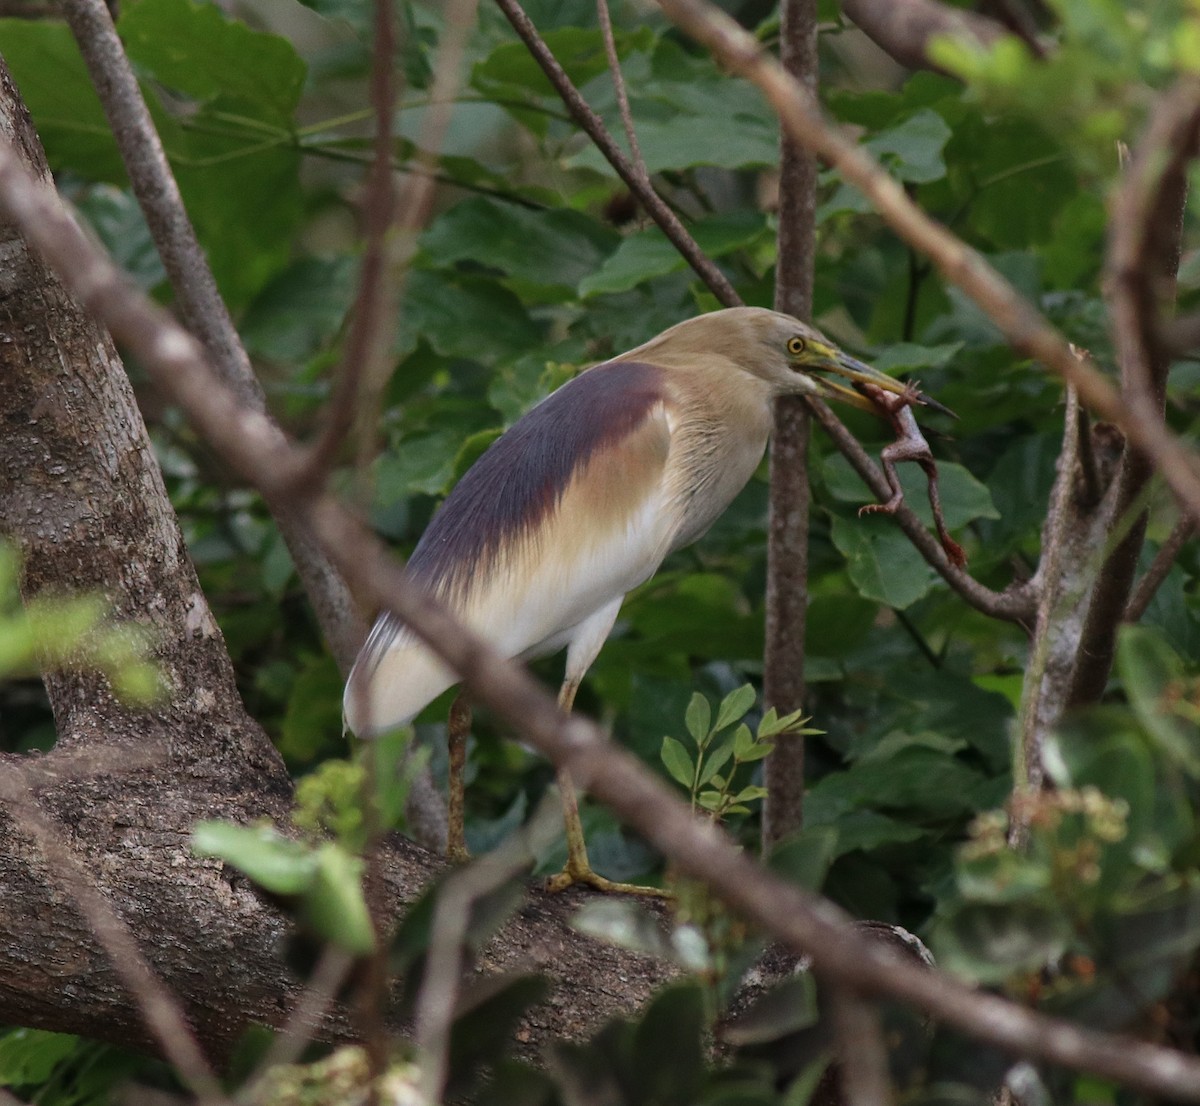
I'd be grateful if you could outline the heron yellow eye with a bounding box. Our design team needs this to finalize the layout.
[787,336,807,357]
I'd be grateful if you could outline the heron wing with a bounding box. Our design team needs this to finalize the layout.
[344,360,677,734]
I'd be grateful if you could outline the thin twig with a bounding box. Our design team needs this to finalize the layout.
[9,141,1200,1100]
[654,0,1200,526]
[298,0,399,489]
[414,799,557,1103]
[0,774,227,1105]
[808,401,1036,622]
[596,0,649,184]
[60,0,367,673]
[1125,516,1197,623]
[346,0,482,488]
[238,946,355,1104]
[493,0,741,307]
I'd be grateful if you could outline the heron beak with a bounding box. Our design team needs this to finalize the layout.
[811,348,957,418]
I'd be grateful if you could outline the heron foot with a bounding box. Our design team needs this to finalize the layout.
[544,864,671,897]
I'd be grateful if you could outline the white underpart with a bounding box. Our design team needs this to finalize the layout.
[343,487,674,736]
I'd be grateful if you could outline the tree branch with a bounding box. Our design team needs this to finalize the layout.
[1067,79,1200,707]
[840,0,1010,73]
[1125,516,1196,623]
[9,135,1200,1103]
[762,0,817,846]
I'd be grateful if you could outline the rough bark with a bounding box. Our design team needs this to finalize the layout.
[0,56,672,1062]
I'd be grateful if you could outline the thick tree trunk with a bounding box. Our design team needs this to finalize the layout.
[0,57,672,1062]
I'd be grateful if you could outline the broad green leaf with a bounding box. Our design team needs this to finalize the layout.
[1116,625,1200,775]
[696,735,734,786]
[192,822,317,895]
[579,211,767,297]
[631,983,706,1106]
[714,683,757,732]
[733,722,756,759]
[769,826,838,891]
[935,901,1071,985]
[684,692,711,744]
[240,257,358,362]
[0,1029,81,1085]
[0,23,127,180]
[403,269,541,363]
[121,0,305,124]
[304,843,375,954]
[420,197,618,297]
[660,736,694,788]
[829,514,937,610]
[567,113,779,175]
[473,28,615,103]
[866,108,953,182]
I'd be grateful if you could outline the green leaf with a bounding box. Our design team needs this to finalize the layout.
[829,513,937,610]
[769,826,838,891]
[120,0,305,124]
[579,211,767,297]
[403,269,542,363]
[684,692,712,744]
[1116,625,1200,775]
[632,983,707,1106]
[420,197,618,298]
[192,821,317,895]
[823,454,998,529]
[696,735,734,786]
[660,736,695,788]
[0,1029,81,1085]
[714,683,757,732]
[866,107,953,183]
[733,722,756,759]
[935,901,1071,985]
[304,843,375,954]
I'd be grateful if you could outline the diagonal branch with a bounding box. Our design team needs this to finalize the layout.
[1125,516,1196,623]
[493,0,741,307]
[840,0,1011,72]
[8,135,1200,1103]
[1067,79,1200,707]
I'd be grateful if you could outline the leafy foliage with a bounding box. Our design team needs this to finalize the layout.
[6,0,1200,1102]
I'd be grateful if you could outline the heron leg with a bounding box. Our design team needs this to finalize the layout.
[545,678,669,898]
[447,691,471,863]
